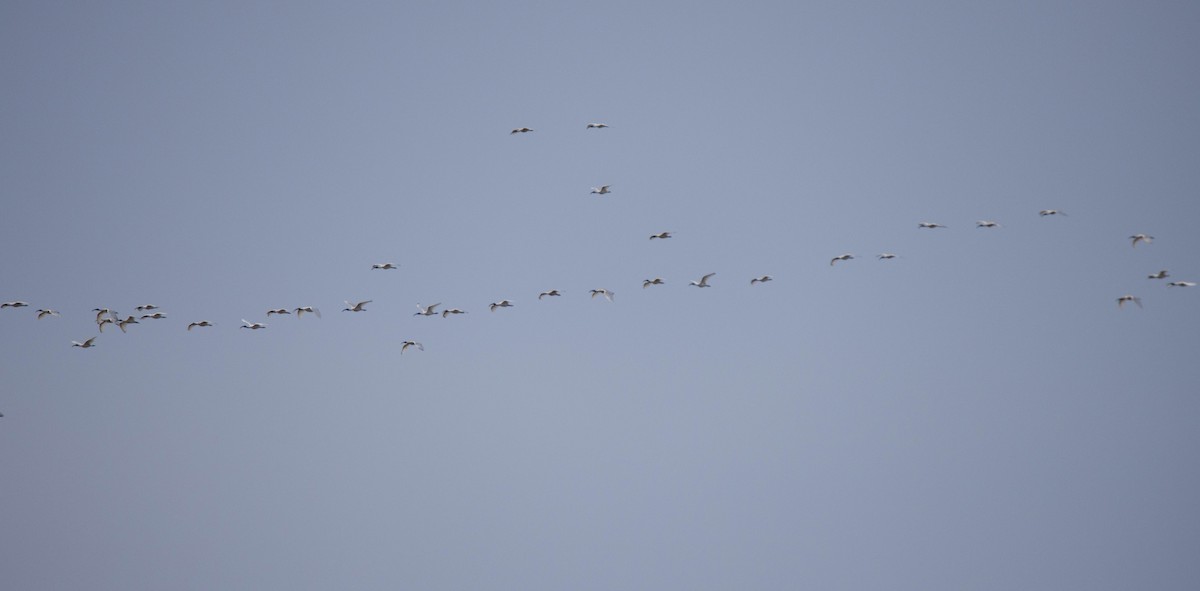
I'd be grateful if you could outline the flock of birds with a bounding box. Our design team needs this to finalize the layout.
[1,123,1195,360]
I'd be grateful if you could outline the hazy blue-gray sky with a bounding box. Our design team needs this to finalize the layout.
[3,1,1199,589]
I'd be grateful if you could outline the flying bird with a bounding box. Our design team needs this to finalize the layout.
[649,232,672,240]
[441,308,467,317]
[372,263,398,270]
[918,222,946,229]
[750,275,773,285]
[1,301,29,309]
[586,123,609,129]
[266,309,291,316]
[689,273,716,288]
[1148,270,1170,280]
[643,278,665,288]
[511,127,533,134]
[1117,295,1142,309]
[1168,281,1196,288]
[1130,234,1154,248]
[489,300,514,312]
[538,290,561,300]
[877,253,898,260]
[590,185,612,195]
[976,220,1000,228]
[401,341,425,354]
[293,306,321,318]
[414,303,442,316]
[1039,209,1067,217]
[590,289,614,302]
[187,321,214,331]
[830,254,855,266]
[241,319,268,329]
[93,308,117,322]
[36,309,60,319]
[135,304,159,312]
[140,312,167,320]
[71,337,98,348]
[343,300,372,312]
[117,316,139,333]
[97,318,115,332]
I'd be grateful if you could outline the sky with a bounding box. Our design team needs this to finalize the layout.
[2,1,1199,589]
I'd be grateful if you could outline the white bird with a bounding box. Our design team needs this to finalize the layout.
[266,308,291,316]
[918,222,947,229]
[414,303,442,316]
[976,220,1000,228]
[590,289,614,302]
[489,300,514,312]
[441,308,467,317]
[538,290,561,300]
[187,320,214,331]
[649,232,672,240]
[643,278,665,288]
[877,253,898,260]
[1039,209,1067,217]
[511,127,533,134]
[689,273,716,288]
[586,123,609,129]
[343,300,372,312]
[97,317,115,332]
[135,304,159,312]
[830,254,855,266]
[71,337,98,348]
[1168,281,1196,288]
[36,309,60,319]
[372,263,398,270]
[1117,295,1142,309]
[1148,270,1170,280]
[293,306,321,318]
[1,301,29,309]
[140,312,167,320]
[401,340,425,354]
[93,308,117,322]
[590,185,612,195]
[117,316,140,333]
[1130,234,1154,248]
[241,319,268,329]
[750,275,773,285]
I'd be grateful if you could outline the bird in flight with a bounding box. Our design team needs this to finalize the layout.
[401,341,425,354]
[918,222,946,229]
[1,301,29,309]
[643,278,665,288]
[1117,295,1142,309]
[877,253,898,260]
[140,312,167,320]
[36,309,60,319]
[187,320,215,331]
[1168,281,1196,288]
[71,337,98,348]
[1130,234,1154,248]
[976,220,1000,228]
[489,300,514,312]
[511,127,534,134]
[590,185,612,195]
[343,300,372,312]
[649,232,672,240]
[538,290,561,300]
[1148,270,1170,280]
[830,254,855,266]
[586,123,609,129]
[590,289,614,302]
[689,273,716,288]
[372,263,398,270]
[441,308,467,317]
[1039,209,1067,217]
[117,316,140,333]
[97,317,116,332]
[135,304,159,312]
[750,275,773,285]
[266,309,291,317]
[293,306,321,318]
[241,319,268,329]
[415,303,441,316]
